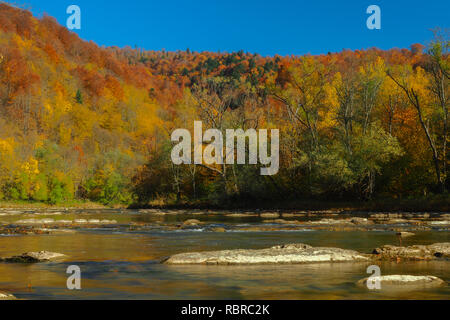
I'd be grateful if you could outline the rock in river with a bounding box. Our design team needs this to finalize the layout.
[260,213,280,218]
[372,243,450,261]
[350,217,374,225]
[0,291,16,300]
[182,219,202,226]
[358,275,446,289]
[0,251,66,263]
[396,232,415,238]
[164,243,370,265]
[226,213,258,217]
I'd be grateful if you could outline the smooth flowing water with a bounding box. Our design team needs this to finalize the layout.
[0,210,448,299]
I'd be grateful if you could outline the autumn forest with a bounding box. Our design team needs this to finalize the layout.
[0,4,448,207]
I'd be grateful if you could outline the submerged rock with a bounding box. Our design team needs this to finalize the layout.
[372,243,450,261]
[357,275,446,289]
[0,251,66,263]
[164,243,370,265]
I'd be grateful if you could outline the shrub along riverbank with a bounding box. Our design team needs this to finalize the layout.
[1,195,448,212]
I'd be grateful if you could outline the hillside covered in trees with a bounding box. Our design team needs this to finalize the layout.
[0,3,448,206]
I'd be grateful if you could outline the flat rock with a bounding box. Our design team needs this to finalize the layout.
[260,213,280,218]
[100,219,117,224]
[385,219,409,224]
[0,211,23,216]
[266,219,301,225]
[372,242,450,261]
[271,243,312,250]
[55,220,73,224]
[0,251,66,263]
[429,220,450,225]
[15,219,41,224]
[282,213,305,217]
[164,243,370,265]
[358,275,446,289]
[182,219,202,226]
[226,213,258,217]
[0,291,16,300]
[350,217,374,225]
[33,212,62,216]
[370,213,403,219]
[396,232,415,238]
[309,219,353,225]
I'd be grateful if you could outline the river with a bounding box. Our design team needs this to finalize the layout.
[0,209,449,299]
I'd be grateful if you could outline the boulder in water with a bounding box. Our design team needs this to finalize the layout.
[0,251,66,263]
[0,291,16,300]
[358,275,446,289]
[396,232,415,238]
[182,219,202,226]
[372,243,450,261]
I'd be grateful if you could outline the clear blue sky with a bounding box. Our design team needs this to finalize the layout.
[6,0,450,56]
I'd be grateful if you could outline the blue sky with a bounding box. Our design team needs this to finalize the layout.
[6,0,449,56]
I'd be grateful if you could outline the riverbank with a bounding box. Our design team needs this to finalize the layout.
[131,197,450,212]
[1,196,449,213]
[0,195,450,213]
[0,200,123,210]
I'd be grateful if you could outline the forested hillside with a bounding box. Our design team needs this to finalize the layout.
[0,4,448,206]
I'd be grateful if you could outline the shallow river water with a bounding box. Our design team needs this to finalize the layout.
[0,209,449,299]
